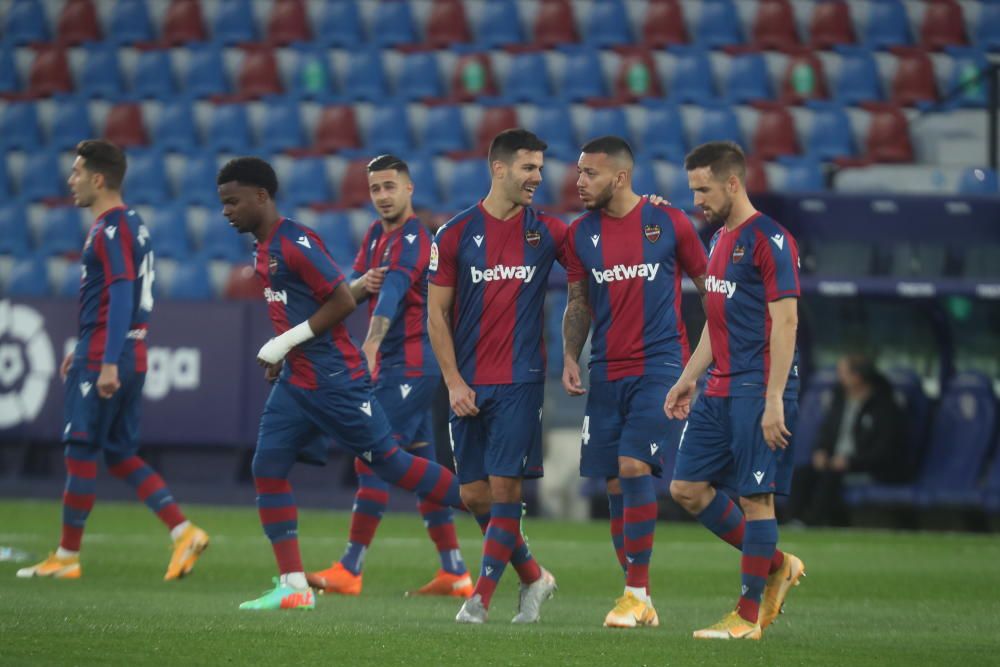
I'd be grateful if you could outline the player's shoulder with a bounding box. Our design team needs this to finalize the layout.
[400,216,430,239]
[568,208,600,233]
[747,212,792,239]
[435,204,480,241]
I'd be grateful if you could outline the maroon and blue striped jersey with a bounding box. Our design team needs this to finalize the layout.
[429,203,567,385]
[352,216,438,377]
[703,212,801,398]
[564,199,708,382]
[75,205,152,372]
[254,218,366,388]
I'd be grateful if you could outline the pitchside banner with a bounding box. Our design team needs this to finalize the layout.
[0,299,368,447]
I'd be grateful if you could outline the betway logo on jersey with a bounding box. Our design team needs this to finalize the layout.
[263,288,288,304]
[590,263,659,284]
[705,275,737,298]
[469,264,537,284]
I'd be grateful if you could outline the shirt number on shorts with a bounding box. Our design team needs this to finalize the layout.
[581,415,591,446]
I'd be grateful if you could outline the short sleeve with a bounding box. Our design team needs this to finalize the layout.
[96,217,137,285]
[563,221,586,282]
[386,221,425,279]
[429,225,458,288]
[669,209,708,278]
[351,229,369,277]
[282,230,345,301]
[753,226,800,302]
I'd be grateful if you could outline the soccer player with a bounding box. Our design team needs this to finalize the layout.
[218,157,469,611]
[307,155,472,598]
[428,129,561,624]
[665,141,806,640]
[561,136,708,628]
[17,140,209,581]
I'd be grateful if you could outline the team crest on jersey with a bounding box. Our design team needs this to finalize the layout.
[732,244,745,263]
[524,229,541,248]
[643,224,661,243]
[268,256,278,274]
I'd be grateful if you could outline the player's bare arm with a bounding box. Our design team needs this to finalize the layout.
[361,315,391,373]
[761,297,798,450]
[427,283,478,417]
[256,282,357,367]
[561,279,591,396]
[665,322,714,420]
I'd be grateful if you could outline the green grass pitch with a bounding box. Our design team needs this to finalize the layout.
[1,499,999,666]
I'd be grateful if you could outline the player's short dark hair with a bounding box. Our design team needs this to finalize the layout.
[76,139,126,190]
[216,156,279,198]
[367,154,410,176]
[684,141,746,183]
[581,135,634,165]
[487,128,547,165]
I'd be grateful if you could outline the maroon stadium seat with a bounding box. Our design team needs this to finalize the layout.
[426,0,471,46]
[237,47,283,98]
[533,0,578,47]
[641,0,688,47]
[809,0,855,48]
[745,155,770,194]
[752,0,799,50]
[752,104,800,160]
[57,0,102,46]
[315,105,361,153]
[475,106,519,155]
[780,49,829,104]
[103,102,148,147]
[266,0,311,46]
[28,47,74,96]
[162,0,207,45]
[613,49,663,101]
[450,53,498,101]
[864,103,914,163]
[890,47,938,106]
[920,0,967,50]
[557,166,581,211]
[338,159,373,208]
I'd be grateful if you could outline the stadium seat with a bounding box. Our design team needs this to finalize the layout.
[584,0,632,47]
[613,50,662,101]
[56,0,101,46]
[211,0,258,45]
[0,157,8,200]
[236,47,283,98]
[920,0,967,50]
[863,0,911,48]
[77,44,125,98]
[4,0,49,45]
[583,107,630,144]
[259,98,306,153]
[201,222,250,262]
[0,102,43,151]
[422,105,468,154]
[146,204,192,260]
[132,49,176,99]
[57,262,82,297]
[809,0,855,48]
[151,98,200,152]
[426,0,471,46]
[7,256,50,297]
[752,0,799,50]
[450,52,498,101]
[20,152,64,203]
[694,0,743,48]
[178,151,220,206]
[556,167,582,210]
[958,168,999,194]
[725,52,772,103]
[165,258,214,299]
[222,263,262,299]
[283,156,333,207]
[792,368,838,467]
[28,46,74,96]
[403,154,439,210]
[206,104,254,153]
[630,155,658,198]
[123,150,169,204]
[640,0,688,47]
[266,0,312,45]
[528,105,576,159]
[639,103,686,161]
[975,2,1000,51]
[745,156,770,192]
[0,45,18,95]
[289,46,335,99]
[317,0,364,46]
[0,205,31,255]
[779,156,825,192]
[364,105,412,154]
[475,0,522,48]
[109,0,155,44]
[864,104,913,163]
[311,211,356,264]
[103,102,149,148]
[753,104,799,159]
[371,0,418,46]
[833,46,882,104]
[503,51,552,101]
[337,159,373,208]
[50,96,93,150]
[445,159,491,209]
[944,47,990,108]
[559,46,608,101]
[183,44,230,98]
[693,105,743,148]
[397,51,445,101]
[39,207,84,255]
[162,0,207,44]
[804,101,855,160]
[533,0,578,47]
[780,49,829,103]
[890,48,938,106]
[314,104,361,153]
[344,49,388,101]
[666,47,716,104]
[665,167,694,210]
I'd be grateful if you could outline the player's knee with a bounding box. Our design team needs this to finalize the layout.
[618,457,652,478]
[459,485,491,516]
[669,480,703,512]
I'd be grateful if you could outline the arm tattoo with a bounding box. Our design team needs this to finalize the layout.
[365,315,391,346]
[562,280,592,361]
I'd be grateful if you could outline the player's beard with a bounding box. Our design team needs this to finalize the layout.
[703,197,733,225]
[583,182,614,211]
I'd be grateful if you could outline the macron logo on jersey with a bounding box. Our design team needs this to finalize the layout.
[104,225,117,240]
[591,263,659,284]
[296,235,311,249]
[470,264,537,284]
[705,275,737,299]
[263,287,288,304]
[770,234,785,250]
[404,234,417,244]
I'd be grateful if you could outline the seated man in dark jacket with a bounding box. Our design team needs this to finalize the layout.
[788,355,906,526]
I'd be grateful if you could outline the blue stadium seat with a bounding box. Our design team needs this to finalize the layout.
[283,157,332,208]
[165,257,214,299]
[944,47,990,108]
[20,153,65,203]
[79,45,125,99]
[863,0,911,49]
[152,98,200,152]
[0,156,8,200]
[317,0,365,46]
[559,47,608,101]
[725,52,772,103]
[694,105,743,147]
[4,0,49,45]
[666,167,695,211]
[311,211,356,268]
[504,52,552,102]
[630,156,658,198]
[207,104,253,153]
[259,98,306,154]
[958,167,999,194]
[792,368,838,467]
[183,44,230,98]
[178,152,220,207]
[211,0,257,45]
[50,97,94,151]
[344,49,388,101]
[804,101,855,160]
[584,107,630,144]
[639,103,686,161]
[666,47,716,104]
[405,153,440,210]
[124,150,170,204]
[0,45,19,95]
[201,221,250,262]
[132,50,176,99]
[109,0,155,45]
[475,0,523,48]
[421,105,468,154]
[364,104,412,154]
[446,159,491,209]
[583,0,632,47]
[6,256,50,297]
[397,51,444,101]
[976,2,1000,52]
[886,367,933,479]
[289,46,335,99]
[371,0,418,46]
[833,46,882,104]
[529,105,576,159]
[0,101,43,151]
[778,156,825,192]
[0,204,30,255]
[146,204,192,260]
[694,0,743,48]
[39,207,83,255]
[57,262,82,298]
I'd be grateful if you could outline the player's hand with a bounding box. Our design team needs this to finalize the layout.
[448,380,479,417]
[257,337,289,366]
[761,397,791,450]
[562,358,586,396]
[664,379,696,419]
[60,353,73,382]
[363,267,388,294]
[96,363,120,399]
[263,360,283,383]
[643,194,672,207]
